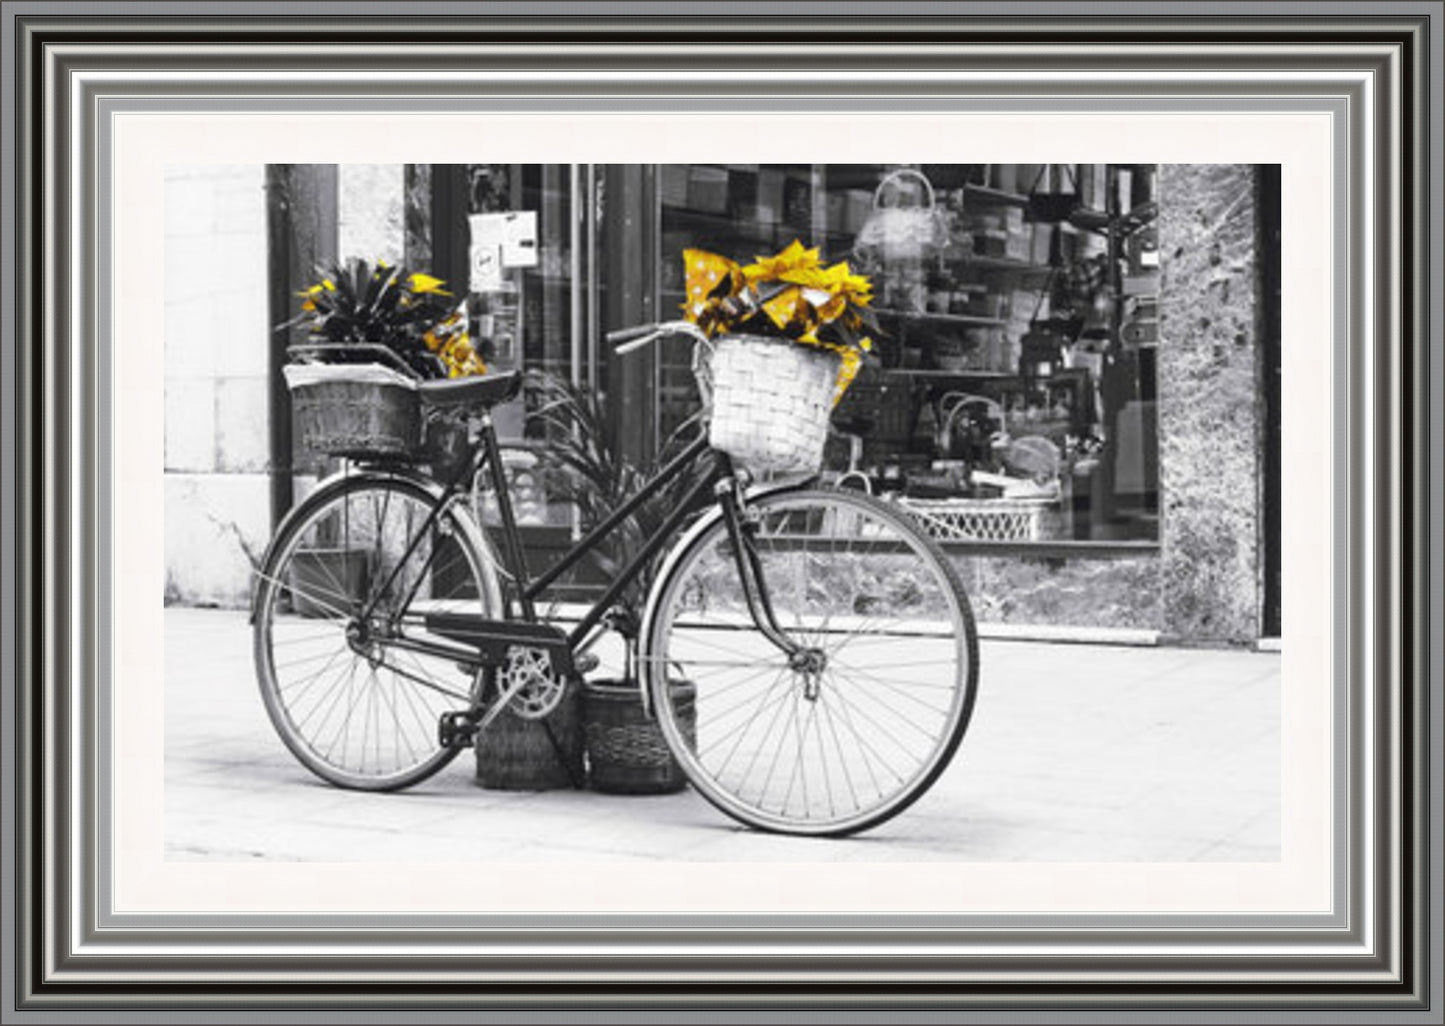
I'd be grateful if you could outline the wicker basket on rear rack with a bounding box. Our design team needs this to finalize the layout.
[697,333,842,476]
[284,346,422,460]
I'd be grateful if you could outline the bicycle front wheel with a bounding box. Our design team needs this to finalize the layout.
[641,487,978,836]
[253,473,500,791]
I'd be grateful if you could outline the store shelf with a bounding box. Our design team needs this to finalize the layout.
[660,204,788,237]
[661,203,858,250]
[963,183,1030,207]
[872,308,1007,328]
[887,368,1014,380]
[1068,201,1159,238]
[955,255,1054,275]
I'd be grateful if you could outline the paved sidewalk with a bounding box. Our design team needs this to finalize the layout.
[165,607,1280,863]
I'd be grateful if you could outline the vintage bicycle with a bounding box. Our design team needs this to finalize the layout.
[251,322,979,836]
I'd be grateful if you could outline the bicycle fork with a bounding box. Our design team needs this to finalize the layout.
[717,478,826,700]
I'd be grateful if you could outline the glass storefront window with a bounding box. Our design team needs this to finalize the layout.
[658,163,1161,544]
[433,163,1161,548]
[427,164,587,544]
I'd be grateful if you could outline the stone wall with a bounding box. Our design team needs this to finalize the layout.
[338,164,404,264]
[163,164,271,606]
[1156,164,1262,642]
[957,554,1162,631]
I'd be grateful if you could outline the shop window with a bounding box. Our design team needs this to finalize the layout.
[658,163,1161,544]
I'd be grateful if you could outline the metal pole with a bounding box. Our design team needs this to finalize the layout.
[585,163,598,394]
[570,163,583,389]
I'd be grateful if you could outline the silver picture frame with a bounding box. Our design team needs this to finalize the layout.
[3,1,1438,1019]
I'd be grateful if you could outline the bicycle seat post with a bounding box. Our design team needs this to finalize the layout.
[476,408,536,622]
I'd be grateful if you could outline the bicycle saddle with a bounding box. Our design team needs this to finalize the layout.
[418,370,523,411]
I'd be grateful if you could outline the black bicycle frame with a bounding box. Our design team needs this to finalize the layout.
[362,410,796,664]
[476,417,726,643]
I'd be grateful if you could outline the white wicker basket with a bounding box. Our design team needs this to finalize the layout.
[701,334,841,475]
[897,496,1054,542]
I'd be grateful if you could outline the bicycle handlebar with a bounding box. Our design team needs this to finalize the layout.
[605,324,658,346]
[607,321,709,355]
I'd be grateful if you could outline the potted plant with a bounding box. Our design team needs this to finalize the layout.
[525,373,709,793]
[678,239,878,477]
[278,258,487,615]
[283,257,485,378]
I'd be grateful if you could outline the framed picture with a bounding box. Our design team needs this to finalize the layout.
[4,2,1437,1018]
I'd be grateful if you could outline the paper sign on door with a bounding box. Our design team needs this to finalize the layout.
[468,211,538,292]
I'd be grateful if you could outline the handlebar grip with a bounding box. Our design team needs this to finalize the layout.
[605,324,659,345]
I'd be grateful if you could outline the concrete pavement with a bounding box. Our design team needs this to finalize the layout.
[165,607,1280,862]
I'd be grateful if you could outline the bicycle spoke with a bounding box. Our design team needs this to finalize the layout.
[253,565,352,622]
[699,666,791,764]
[713,671,794,791]
[829,663,954,719]
[749,684,802,810]
[818,693,866,813]
[825,685,920,776]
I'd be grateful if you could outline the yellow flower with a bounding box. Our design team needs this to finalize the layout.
[407,272,451,296]
[676,243,874,370]
[742,240,821,285]
[743,245,874,325]
[832,347,863,405]
[434,333,486,377]
[682,249,742,314]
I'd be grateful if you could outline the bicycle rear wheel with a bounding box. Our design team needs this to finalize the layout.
[641,487,978,836]
[252,473,500,790]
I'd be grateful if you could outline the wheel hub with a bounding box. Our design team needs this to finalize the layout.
[789,647,827,700]
[345,619,384,667]
[789,647,827,675]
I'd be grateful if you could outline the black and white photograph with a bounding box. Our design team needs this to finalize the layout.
[162,162,1285,862]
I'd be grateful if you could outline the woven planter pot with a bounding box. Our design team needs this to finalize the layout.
[475,683,584,791]
[583,679,695,795]
[704,334,840,475]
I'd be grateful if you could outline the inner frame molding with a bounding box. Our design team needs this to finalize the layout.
[4,6,1433,1015]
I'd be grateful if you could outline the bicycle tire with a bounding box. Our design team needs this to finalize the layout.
[252,471,502,791]
[640,485,979,836]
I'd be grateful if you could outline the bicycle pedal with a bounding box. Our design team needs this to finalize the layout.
[437,711,479,750]
[574,652,600,675]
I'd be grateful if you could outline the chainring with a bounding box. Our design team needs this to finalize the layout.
[500,645,567,720]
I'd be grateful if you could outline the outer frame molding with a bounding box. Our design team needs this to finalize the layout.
[2,3,1437,1019]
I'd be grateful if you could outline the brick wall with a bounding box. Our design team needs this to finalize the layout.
[163,164,270,606]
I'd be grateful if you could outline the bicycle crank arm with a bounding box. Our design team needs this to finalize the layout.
[435,664,544,750]
[471,662,550,735]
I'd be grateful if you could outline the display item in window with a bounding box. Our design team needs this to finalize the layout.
[852,168,950,264]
